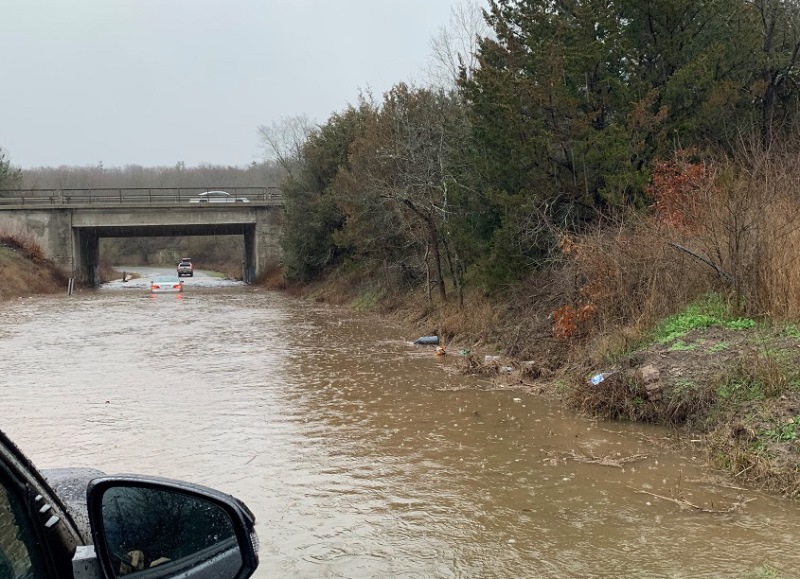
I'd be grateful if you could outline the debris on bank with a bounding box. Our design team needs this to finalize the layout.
[455,352,547,382]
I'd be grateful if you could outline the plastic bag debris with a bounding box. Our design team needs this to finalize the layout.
[589,372,614,385]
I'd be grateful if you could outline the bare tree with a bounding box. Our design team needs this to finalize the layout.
[338,84,470,303]
[425,0,491,89]
[256,115,317,175]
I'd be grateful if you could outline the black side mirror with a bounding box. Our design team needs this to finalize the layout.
[87,476,258,579]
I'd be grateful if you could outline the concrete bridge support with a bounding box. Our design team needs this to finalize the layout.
[0,204,283,286]
[73,228,100,285]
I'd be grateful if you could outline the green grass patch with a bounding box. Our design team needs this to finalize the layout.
[717,376,766,403]
[672,378,697,392]
[668,339,697,352]
[761,416,800,443]
[746,564,783,578]
[726,318,756,330]
[781,323,800,339]
[652,293,755,344]
[709,342,730,352]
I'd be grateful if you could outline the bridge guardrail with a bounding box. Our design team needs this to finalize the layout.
[0,187,283,206]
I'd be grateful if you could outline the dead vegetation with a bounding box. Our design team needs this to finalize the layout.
[0,224,47,263]
[381,149,800,500]
[628,486,754,514]
[555,449,648,468]
[0,224,69,300]
[0,246,68,300]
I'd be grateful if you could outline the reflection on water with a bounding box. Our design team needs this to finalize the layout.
[2,288,800,578]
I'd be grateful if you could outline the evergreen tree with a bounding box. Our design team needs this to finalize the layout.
[0,148,22,193]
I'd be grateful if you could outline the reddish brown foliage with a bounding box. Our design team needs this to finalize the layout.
[647,150,714,231]
[0,229,45,262]
[552,303,597,339]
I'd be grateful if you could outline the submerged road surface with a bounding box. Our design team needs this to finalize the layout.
[2,283,800,578]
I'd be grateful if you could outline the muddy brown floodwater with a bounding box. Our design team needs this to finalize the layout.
[2,286,800,578]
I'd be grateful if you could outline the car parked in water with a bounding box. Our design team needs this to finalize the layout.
[189,191,249,203]
[177,260,194,277]
[0,427,259,578]
[150,274,184,293]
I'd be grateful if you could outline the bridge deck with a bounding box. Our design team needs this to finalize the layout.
[0,187,283,206]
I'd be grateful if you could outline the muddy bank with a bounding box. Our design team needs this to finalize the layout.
[456,323,800,499]
[283,275,800,500]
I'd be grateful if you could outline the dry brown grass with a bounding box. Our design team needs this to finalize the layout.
[549,145,800,373]
[396,292,507,349]
[0,246,69,300]
[0,224,69,300]
[255,263,287,290]
[670,146,800,320]
[0,223,46,263]
[528,218,717,371]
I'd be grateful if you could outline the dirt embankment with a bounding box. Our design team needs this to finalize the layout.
[566,325,800,498]
[0,246,69,301]
[457,323,800,499]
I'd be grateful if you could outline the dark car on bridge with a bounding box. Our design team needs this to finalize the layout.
[0,427,259,578]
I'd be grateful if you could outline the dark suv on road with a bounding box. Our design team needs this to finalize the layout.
[177,260,193,277]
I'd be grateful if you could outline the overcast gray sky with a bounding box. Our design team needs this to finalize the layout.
[0,0,464,169]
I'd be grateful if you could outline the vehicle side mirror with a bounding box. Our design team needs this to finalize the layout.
[87,476,258,579]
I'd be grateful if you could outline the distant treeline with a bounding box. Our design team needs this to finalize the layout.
[16,160,285,190]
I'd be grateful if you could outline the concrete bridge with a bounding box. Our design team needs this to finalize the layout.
[0,187,284,285]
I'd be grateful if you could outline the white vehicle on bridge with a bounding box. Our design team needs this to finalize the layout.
[190,191,249,203]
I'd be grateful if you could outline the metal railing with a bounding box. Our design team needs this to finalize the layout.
[0,186,283,206]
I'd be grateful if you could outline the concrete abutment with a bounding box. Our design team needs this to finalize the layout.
[0,204,283,285]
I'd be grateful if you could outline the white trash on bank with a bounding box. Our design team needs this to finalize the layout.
[589,372,615,385]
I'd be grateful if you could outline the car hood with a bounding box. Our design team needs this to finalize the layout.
[42,467,106,543]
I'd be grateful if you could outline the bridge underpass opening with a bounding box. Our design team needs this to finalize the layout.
[77,223,257,285]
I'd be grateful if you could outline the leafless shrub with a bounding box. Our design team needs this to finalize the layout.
[0,224,46,262]
[0,229,69,300]
[654,141,800,319]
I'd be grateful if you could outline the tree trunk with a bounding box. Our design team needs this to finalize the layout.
[423,242,432,302]
[441,235,463,307]
[428,217,447,302]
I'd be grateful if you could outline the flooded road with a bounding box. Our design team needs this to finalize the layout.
[2,282,800,578]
